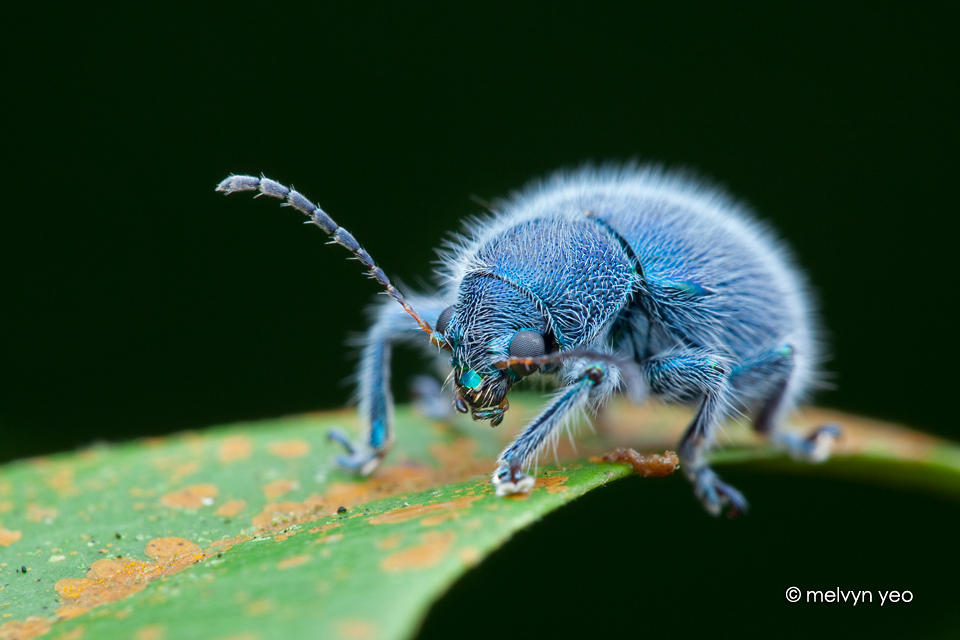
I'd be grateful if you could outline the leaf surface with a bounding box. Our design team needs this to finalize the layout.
[1,398,957,640]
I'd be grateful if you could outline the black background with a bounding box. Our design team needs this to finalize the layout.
[4,4,959,635]
[4,5,957,459]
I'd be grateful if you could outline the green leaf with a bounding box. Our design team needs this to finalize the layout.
[1,397,958,640]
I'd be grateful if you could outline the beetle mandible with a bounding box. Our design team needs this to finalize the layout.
[216,166,840,516]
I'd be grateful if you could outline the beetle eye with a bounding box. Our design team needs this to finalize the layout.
[435,305,454,335]
[509,329,545,376]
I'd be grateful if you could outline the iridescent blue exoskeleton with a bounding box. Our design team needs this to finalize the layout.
[216,166,840,516]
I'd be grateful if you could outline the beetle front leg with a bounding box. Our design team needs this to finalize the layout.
[329,296,450,475]
[492,362,616,496]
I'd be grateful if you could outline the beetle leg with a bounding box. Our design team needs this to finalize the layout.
[737,344,841,462]
[492,361,618,496]
[643,349,748,517]
[329,295,451,475]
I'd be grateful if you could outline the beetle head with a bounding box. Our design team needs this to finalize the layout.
[435,276,550,426]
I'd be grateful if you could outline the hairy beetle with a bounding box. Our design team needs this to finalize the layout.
[216,166,839,516]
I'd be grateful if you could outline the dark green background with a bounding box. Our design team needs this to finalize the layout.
[4,3,958,638]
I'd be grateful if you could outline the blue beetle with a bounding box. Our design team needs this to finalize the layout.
[217,166,840,516]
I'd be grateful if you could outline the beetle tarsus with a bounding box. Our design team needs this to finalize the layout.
[773,423,842,463]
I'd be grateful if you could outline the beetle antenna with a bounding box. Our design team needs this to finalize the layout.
[217,174,448,349]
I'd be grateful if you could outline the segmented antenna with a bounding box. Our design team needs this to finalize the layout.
[216,174,448,349]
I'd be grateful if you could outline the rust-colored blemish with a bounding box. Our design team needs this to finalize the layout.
[54,538,205,620]
[0,501,12,514]
[46,467,78,497]
[146,538,204,565]
[218,436,253,463]
[0,616,52,640]
[381,531,455,571]
[420,512,459,526]
[215,500,246,518]
[134,624,165,640]
[274,530,299,542]
[268,440,310,459]
[263,479,298,499]
[59,625,86,639]
[0,526,21,547]
[600,448,679,477]
[314,533,343,546]
[336,619,376,640]
[323,465,431,510]
[208,535,249,554]
[308,523,341,535]
[277,554,310,570]
[459,547,481,565]
[377,534,402,550]
[170,461,200,482]
[369,496,480,526]
[251,498,324,528]
[538,475,569,493]
[26,503,58,523]
[160,484,218,509]
[244,599,272,616]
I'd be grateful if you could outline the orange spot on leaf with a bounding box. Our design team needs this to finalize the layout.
[160,485,218,509]
[459,547,481,565]
[251,499,324,528]
[244,599,272,616]
[308,522,341,535]
[369,496,480,525]
[274,530,299,542]
[0,526,22,547]
[218,436,253,463]
[268,440,310,458]
[538,475,569,493]
[54,538,205,620]
[170,461,200,482]
[263,479,298,499]
[215,500,246,518]
[145,538,204,565]
[46,467,78,497]
[276,554,310,570]
[381,531,455,571]
[26,503,58,523]
[135,624,166,640]
[60,625,86,639]
[0,616,52,640]
[208,535,249,554]
[336,620,376,640]
[314,533,343,546]
[376,534,402,550]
